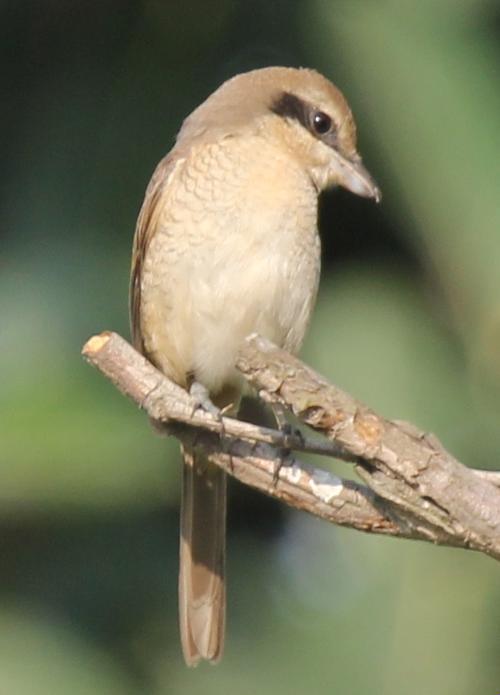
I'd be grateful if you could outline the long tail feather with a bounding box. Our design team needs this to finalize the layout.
[179,446,226,666]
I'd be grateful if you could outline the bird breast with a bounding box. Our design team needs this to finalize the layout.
[140,134,321,396]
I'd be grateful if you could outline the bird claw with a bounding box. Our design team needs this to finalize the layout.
[272,446,294,486]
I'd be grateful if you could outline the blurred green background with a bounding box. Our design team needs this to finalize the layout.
[2,1,500,693]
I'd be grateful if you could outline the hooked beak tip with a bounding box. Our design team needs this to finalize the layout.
[372,185,382,204]
[333,152,381,204]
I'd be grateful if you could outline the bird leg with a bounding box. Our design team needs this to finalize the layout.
[270,403,302,486]
[189,381,234,471]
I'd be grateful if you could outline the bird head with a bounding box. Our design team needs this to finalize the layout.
[177,66,381,202]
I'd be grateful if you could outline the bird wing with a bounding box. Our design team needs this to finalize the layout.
[129,150,183,356]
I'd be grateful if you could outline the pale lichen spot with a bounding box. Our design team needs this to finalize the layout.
[281,462,302,484]
[309,469,343,503]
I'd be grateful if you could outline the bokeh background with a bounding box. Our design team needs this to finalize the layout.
[2,1,500,693]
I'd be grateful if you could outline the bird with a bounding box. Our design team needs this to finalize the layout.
[129,66,380,666]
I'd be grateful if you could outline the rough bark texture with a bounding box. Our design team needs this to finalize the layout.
[82,331,500,561]
[237,334,500,560]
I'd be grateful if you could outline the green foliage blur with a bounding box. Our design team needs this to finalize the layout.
[2,1,500,693]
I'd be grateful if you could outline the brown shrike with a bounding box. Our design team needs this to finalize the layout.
[130,66,380,666]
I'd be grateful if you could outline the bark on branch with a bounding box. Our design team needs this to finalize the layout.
[82,331,500,561]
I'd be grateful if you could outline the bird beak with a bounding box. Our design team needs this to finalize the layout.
[331,151,381,203]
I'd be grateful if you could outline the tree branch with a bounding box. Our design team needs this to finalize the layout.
[82,331,500,561]
[237,334,500,560]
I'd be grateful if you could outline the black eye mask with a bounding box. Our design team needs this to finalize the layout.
[271,91,338,148]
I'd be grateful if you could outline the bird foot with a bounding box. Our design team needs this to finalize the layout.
[270,403,302,486]
[189,381,235,471]
[189,381,222,420]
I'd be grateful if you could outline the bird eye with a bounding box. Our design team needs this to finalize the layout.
[312,111,332,135]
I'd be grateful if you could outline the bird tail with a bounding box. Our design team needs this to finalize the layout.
[179,445,226,666]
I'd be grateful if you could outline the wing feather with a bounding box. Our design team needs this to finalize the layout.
[129,152,182,355]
